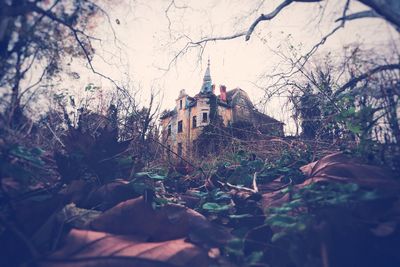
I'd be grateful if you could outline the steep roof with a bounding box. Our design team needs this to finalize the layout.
[225,88,283,125]
[226,88,247,104]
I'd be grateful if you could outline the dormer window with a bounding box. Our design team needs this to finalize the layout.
[179,99,183,110]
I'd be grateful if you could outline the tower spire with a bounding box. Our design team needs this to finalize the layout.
[200,58,212,94]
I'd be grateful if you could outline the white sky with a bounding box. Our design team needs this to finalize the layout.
[64,0,399,134]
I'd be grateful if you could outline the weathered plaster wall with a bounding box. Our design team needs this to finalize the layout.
[160,88,283,159]
[188,96,210,156]
[218,105,232,126]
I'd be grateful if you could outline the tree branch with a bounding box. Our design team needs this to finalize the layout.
[335,10,380,22]
[245,0,294,41]
[334,63,400,97]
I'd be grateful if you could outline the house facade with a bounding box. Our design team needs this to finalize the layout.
[160,60,284,158]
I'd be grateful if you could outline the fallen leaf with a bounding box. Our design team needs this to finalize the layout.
[89,196,231,246]
[82,179,139,210]
[299,152,399,190]
[40,229,211,267]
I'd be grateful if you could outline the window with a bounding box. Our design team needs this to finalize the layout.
[202,112,208,123]
[167,125,171,136]
[179,99,183,110]
[178,120,183,133]
[177,143,182,156]
[192,116,197,128]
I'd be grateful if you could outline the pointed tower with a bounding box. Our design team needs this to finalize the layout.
[200,59,212,94]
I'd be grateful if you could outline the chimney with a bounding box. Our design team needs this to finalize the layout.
[219,85,227,102]
[179,89,186,98]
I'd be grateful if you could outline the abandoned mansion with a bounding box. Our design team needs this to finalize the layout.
[160,60,284,157]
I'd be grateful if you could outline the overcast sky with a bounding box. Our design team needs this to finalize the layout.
[66,0,399,133]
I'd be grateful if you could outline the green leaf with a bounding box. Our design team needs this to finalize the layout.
[269,206,293,213]
[225,238,244,256]
[280,186,292,194]
[202,202,231,212]
[117,156,133,166]
[278,167,291,173]
[229,214,253,219]
[343,183,359,192]
[147,173,166,180]
[134,172,151,178]
[131,182,148,194]
[31,147,45,156]
[245,251,264,264]
[271,231,287,242]
[285,199,303,208]
[10,146,44,166]
[360,190,379,201]
[267,214,297,228]
[214,191,231,201]
[186,190,208,198]
[347,122,362,134]
[295,222,307,231]
[134,172,166,180]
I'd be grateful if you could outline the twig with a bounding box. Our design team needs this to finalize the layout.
[252,172,259,193]
[45,122,65,148]
[226,182,257,193]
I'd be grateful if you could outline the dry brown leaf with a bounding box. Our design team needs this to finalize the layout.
[89,196,231,246]
[299,152,400,190]
[40,229,211,267]
[81,179,138,210]
[261,191,290,211]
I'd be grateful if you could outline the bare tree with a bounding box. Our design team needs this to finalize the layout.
[0,0,123,129]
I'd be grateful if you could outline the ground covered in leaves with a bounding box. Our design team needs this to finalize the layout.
[1,137,400,267]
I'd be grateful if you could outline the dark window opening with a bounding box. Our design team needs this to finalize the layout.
[179,99,183,110]
[202,112,208,123]
[177,143,182,156]
[192,116,197,128]
[167,125,171,136]
[178,120,183,133]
